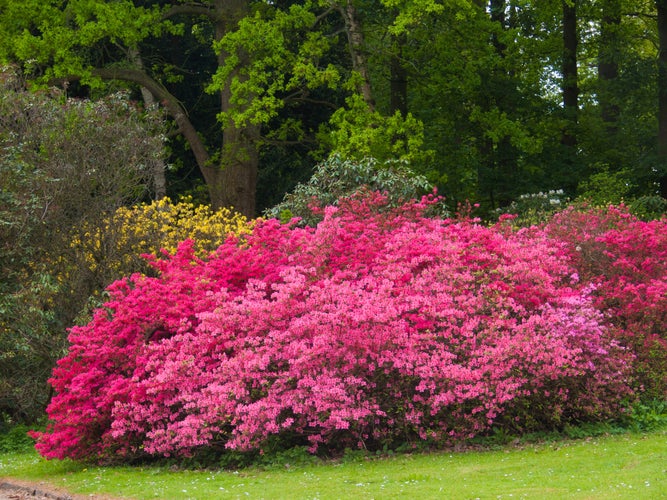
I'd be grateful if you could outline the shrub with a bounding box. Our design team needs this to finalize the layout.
[0,273,67,423]
[628,195,667,221]
[0,424,35,453]
[546,205,667,399]
[0,70,167,424]
[494,189,570,227]
[32,193,633,462]
[319,94,435,167]
[265,154,436,226]
[67,197,251,296]
[0,69,249,425]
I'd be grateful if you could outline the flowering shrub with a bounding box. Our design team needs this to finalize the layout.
[546,205,667,398]
[494,189,570,227]
[0,197,249,426]
[266,154,434,226]
[70,197,251,280]
[32,193,634,461]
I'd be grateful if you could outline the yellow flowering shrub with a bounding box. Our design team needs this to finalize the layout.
[111,196,249,255]
[70,197,251,280]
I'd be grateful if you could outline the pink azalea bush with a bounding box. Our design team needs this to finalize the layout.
[32,193,635,461]
[546,205,667,399]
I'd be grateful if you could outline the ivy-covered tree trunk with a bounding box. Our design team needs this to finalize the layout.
[598,0,621,135]
[561,0,579,148]
[657,0,667,198]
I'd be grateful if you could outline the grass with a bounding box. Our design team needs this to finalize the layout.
[0,429,665,499]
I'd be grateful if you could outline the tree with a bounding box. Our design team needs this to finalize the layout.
[332,0,376,109]
[576,0,666,202]
[598,0,622,136]
[561,0,579,149]
[402,1,558,210]
[3,0,663,218]
[0,1,436,216]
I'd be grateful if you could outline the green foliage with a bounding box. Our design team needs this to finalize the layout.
[265,154,436,226]
[575,168,666,221]
[0,424,35,453]
[182,442,318,471]
[627,399,667,432]
[1,0,665,218]
[0,1,169,86]
[576,165,634,206]
[629,195,667,221]
[0,273,67,423]
[255,446,320,471]
[209,4,340,132]
[319,94,434,167]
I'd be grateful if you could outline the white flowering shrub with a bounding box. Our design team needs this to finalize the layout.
[495,189,570,226]
[266,154,438,226]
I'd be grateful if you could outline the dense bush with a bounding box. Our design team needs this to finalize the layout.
[32,193,635,461]
[319,95,434,168]
[0,197,249,425]
[546,205,667,399]
[494,190,570,227]
[0,70,250,425]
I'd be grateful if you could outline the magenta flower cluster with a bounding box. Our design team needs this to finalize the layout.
[547,205,667,398]
[33,193,659,461]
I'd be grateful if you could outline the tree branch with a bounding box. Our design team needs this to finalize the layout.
[66,67,215,182]
[162,3,217,22]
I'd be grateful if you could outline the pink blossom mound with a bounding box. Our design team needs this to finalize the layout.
[32,193,635,461]
[547,205,667,399]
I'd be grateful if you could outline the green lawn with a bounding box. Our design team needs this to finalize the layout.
[1,430,666,499]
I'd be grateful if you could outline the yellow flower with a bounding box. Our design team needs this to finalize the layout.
[64,197,251,286]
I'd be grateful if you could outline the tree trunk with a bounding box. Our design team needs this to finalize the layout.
[390,32,408,117]
[478,0,519,209]
[598,0,621,136]
[338,1,375,110]
[657,0,667,197]
[55,1,262,217]
[129,48,167,200]
[209,0,260,216]
[561,0,579,148]
[88,67,209,164]
[213,122,260,217]
[156,0,260,215]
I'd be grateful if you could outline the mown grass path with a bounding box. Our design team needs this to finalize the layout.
[1,430,665,499]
